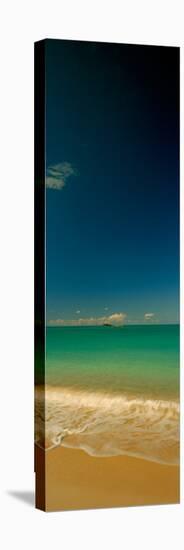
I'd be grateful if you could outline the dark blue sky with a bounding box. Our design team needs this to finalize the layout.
[45,40,179,324]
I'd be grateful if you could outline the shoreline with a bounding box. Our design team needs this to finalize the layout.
[35,445,180,512]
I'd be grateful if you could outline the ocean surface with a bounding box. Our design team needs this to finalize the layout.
[35,325,180,465]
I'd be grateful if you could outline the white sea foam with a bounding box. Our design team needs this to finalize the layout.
[35,386,180,465]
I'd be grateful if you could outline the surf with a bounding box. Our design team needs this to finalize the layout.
[35,385,179,465]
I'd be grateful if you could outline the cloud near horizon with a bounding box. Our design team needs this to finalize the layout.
[46,162,77,190]
[144,312,159,324]
[48,312,127,327]
[144,313,155,320]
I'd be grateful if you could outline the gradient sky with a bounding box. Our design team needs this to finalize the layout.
[45,40,179,325]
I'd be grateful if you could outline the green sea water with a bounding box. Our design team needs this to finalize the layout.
[45,325,179,400]
[35,325,180,463]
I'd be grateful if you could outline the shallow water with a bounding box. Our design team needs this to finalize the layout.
[35,325,180,464]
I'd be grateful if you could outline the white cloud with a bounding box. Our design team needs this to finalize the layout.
[76,310,80,314]
[144,313,155,319]
[144,313,159,324]
[48,312,127,327]
[46,162,76,190]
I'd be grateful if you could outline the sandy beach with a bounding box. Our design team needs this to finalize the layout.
[35,445,179,512]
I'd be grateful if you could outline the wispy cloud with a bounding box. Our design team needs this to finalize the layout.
[46,162,77,190]
[48,312,127,327]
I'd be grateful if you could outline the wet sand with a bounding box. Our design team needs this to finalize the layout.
[35,445,180,511]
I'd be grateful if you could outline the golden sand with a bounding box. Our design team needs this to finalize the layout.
[35,445,180,511]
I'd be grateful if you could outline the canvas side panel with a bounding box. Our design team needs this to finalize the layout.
[34,40,46,511]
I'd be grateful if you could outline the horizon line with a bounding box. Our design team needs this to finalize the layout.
[46,322,179,327]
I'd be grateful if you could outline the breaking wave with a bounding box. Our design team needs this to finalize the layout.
[35,386,179,465]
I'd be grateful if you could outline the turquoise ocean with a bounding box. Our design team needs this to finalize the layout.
[36,325,179,465]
